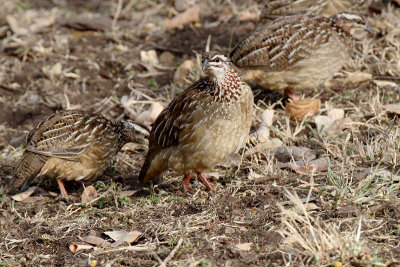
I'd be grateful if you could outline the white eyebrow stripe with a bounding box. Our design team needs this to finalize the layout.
[211,55,227,61]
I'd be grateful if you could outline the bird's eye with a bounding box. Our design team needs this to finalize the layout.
[215,58,220,63]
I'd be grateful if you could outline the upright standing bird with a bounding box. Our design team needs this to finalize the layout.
[260,0,371,22]
[139,51,254,192]
[12,110,149,197]
[230,13,365,98]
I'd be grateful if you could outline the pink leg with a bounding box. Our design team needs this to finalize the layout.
[182,174,192,193]
[197,172,213,191]
[56,178,69,198]
[284,89,300,101]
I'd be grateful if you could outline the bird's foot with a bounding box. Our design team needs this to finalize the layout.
[56,178,69,199]
[198,172,213,191]
[182,174,193,193]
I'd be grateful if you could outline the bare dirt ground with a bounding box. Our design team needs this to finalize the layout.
[1,0,400,266]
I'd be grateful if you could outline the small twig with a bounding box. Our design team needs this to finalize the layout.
[64,91,70,110]
[126,84,156,101]
[93,244,156,255]
[205,35,211,53]
[153,252,163,265]
[159,238,183,267]
[112,0,123,30]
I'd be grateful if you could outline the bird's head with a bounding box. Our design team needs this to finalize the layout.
[331,13,366,36]
[201,51,232,81]
[116,120,149,146]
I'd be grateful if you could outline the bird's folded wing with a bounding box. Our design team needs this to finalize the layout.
[25,145,83,162]
[230,14,330,71]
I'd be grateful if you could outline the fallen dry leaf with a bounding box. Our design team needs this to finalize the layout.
[64,72,80,79]
[140,50,159,65]
[261,109,274,127]
[135,102,164,124]
[245,138,282,158]
[235,243,252,251]
[69,243,94,253]
[165,5,201,29]
[250,109,274,143]
[295,203,319,213]
[21,196,46,203]
[7,14,55,35]
[285,99,321,120]
[373,80,399,88]
[270,146,316,163]
[315,115,334,133]
[384,103,400,115]
[104,230,142,241]
[324,117,352,135]
[276,160,306,171]
[11,187,37,202]
[316,108,349,135]
[346,72,372,83]
[6,15,29,35]
[327,108,344,121]
[296,158,328,174]
[56,17,129,31]
[174,60,195,84]
[79,235,111,247]
[81,185,98,204]
[238,11,259,22]
[104,230,142,247]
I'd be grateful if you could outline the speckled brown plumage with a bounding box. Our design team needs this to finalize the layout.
[260,0,371,22]
[230,13,364,94]
[12,110,149,197]
[139,51,254,192]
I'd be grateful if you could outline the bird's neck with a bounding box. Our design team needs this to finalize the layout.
[211,70,243,103]
[330,18,352,37]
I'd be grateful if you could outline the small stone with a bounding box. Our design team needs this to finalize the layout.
[159,51,175,66]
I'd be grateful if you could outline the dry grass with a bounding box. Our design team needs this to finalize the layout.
[1,0,400,266]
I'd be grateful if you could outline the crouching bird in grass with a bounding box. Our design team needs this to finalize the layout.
[11,110,149,198]
[139,51,254,193]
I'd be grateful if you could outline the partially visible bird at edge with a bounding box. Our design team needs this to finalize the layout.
[11,110,149,198]
[230,13,365,99]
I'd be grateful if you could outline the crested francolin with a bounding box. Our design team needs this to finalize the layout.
[230,13,365,97]
[139,51,254,192]
[12,110,149,197]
